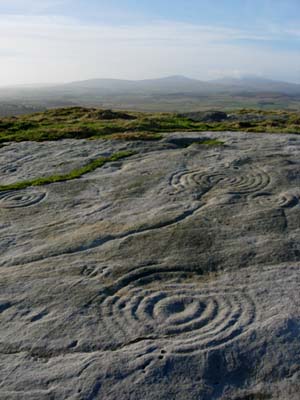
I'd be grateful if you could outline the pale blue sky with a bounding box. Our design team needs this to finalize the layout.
[0,0,299,85]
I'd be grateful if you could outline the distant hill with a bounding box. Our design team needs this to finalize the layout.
[60,75,221,94]
[58,75,300,95]
[210,76,300,94]
[1,75,300,115]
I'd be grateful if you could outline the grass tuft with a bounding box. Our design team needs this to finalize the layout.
[197,139,224,146]
[0,150,134,191]
[0,107,300,145]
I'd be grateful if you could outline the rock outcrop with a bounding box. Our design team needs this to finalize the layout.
[0,132,300,399]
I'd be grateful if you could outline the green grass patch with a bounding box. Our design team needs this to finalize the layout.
[0,106,300,145]
[109,131,163,141]
[198,139,224,146]
[0,150,134,191]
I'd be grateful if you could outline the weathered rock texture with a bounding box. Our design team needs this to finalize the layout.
[0,132,300,399]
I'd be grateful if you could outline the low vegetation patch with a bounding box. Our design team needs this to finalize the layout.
[198,139,224,146]
[108,131,163,141]
[0,106,300,144]
[0,150,134,191]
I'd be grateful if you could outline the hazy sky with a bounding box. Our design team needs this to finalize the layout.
[0,0,300,85]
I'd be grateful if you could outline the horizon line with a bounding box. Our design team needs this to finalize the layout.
[1,74,300,89]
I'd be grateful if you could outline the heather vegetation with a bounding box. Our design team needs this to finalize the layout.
[0,106,300,144]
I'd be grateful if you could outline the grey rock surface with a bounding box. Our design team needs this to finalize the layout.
[0,132,300,399]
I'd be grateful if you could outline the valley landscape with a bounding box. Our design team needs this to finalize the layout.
[1,76,300,116]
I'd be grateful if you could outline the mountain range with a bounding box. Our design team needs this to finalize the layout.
[53,75,300,95]
[1,75,300,115]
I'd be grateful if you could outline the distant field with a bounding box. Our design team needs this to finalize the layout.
[1,93,300,117]
[1,76,300,116]
[96,93,300,113]
[0,106,300,144]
